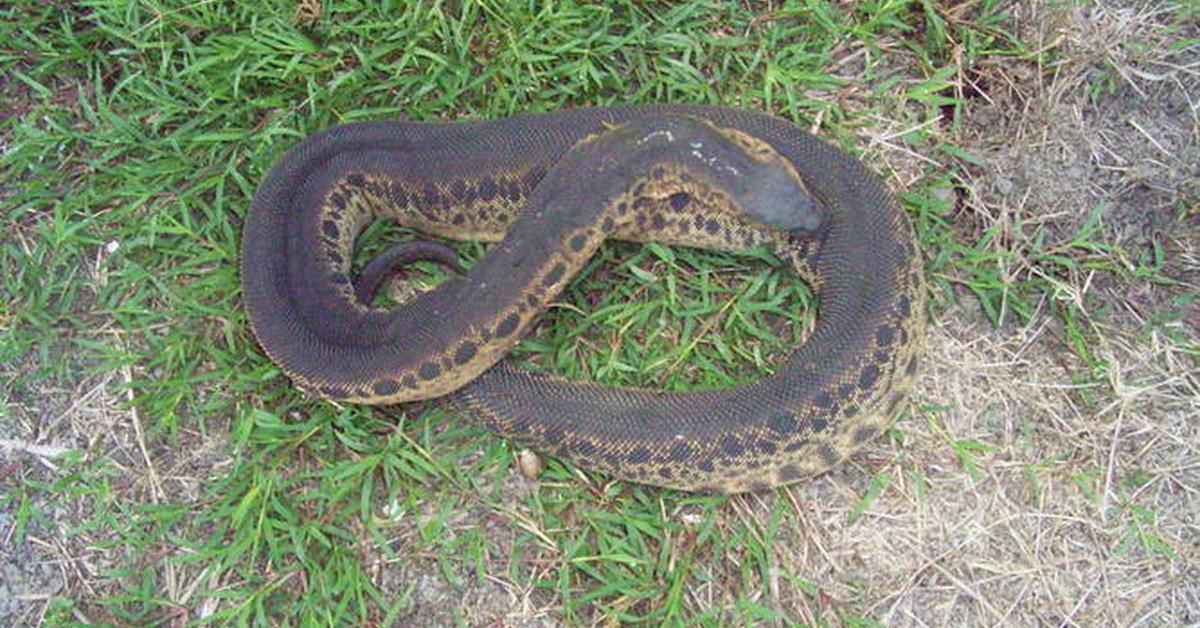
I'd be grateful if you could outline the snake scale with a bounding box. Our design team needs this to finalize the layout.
[241,105,924,493]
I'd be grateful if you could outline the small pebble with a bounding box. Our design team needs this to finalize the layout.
[516,449,545,480]
[995,177,1014,196]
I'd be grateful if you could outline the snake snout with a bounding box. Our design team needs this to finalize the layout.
[736,161,824,233]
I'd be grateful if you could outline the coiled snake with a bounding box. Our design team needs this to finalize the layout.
[241,105,924,493]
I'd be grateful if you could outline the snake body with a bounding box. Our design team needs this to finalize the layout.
[242,105,924,493]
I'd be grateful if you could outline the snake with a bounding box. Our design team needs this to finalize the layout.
[241,105,924,493]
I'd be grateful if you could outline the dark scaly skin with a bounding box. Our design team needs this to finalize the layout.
[241,105,925,493]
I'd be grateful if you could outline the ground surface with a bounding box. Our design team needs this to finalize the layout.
[1,1,1197,626]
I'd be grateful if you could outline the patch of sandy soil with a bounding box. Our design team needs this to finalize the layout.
[0,482,63,625]
[1,358,235,625]
[957,2,1199,319]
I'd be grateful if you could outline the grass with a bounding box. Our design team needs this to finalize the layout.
[3,0,1197,626]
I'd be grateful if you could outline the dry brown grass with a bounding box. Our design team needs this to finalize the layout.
[755,2,1199,624]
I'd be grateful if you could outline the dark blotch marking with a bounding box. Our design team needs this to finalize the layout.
[542,263,566,287]
[817,444,839,467]
[602,217,615,232]
[322,220,339,239]
[784,440,806,452]
[668,442,692,462]
[698,460,715,473]
[626,447,652,464]
[330,193,347,210]
[810,417,829,433]
[450,180,466,198]
[779,464,805,482]
[757,440,777,455]
[668,192,690,211]
[346,174,366,188]
[372,379,399,396]
[454,342,477,365]
[452,213,466,225]
[658,467,674,480]
[569,234,587,252]
[573,440,596,456]
[494,313,520,338]
[858,365,881,390]
[749,481,771,492]
[477,178,498,201]
[768,411,798,436]
[837,383,855,399]
[401,375,417,389]
[886,392,906,415]
[815,392,834,409]
[719,435,745,457]
[421,185,440,208]
[875,349,890,364]
[543,426,564,447]
[693,215,705,231]
[843,405,859,418]
[327,251,343,265]
[896,294,911,318]
[330,272,349,285]
[905,355,919,377]
[876,324,896,349]
[319,385,350,398]
[616,201,628,215]
[417,362,441,381]
[704,218,721,235]
[853,426,878,444]
[651,212,666,230]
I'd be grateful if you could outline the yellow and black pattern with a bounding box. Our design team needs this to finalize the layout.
[241,106,924,493]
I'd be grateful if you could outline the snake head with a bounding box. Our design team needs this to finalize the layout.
[620,115,825,234]
[732,158,824,233]
[569,114,826,235]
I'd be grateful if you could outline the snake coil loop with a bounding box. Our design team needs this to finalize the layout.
[242,105,924,493]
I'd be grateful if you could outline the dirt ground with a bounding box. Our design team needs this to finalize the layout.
[2,1,1197,626]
